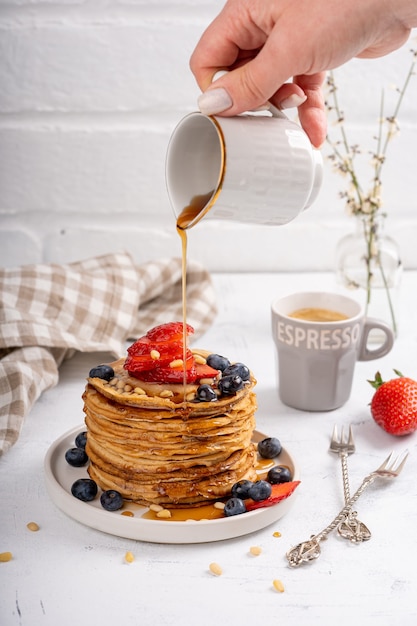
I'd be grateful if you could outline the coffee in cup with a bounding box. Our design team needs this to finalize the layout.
[289,307,349,322]
[271,291,395,411]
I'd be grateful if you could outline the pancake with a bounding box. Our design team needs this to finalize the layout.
[83,327,258,508]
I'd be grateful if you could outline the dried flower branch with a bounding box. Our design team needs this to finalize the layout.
[325,48,417,335]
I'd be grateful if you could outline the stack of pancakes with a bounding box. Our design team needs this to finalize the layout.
[83,351,258,507]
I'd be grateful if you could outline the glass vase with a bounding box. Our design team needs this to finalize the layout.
[335,216,402,340]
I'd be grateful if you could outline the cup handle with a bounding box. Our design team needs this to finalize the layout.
[267,103,289,120]
[357,318,395,361]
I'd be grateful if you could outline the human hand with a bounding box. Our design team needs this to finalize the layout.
[190,0,414,147]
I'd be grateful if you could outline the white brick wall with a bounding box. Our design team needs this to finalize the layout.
[0,2,416,271]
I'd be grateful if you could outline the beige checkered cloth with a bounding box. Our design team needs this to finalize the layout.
[0,253,217,456]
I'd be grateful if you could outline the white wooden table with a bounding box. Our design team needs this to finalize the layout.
[1,271,416,626]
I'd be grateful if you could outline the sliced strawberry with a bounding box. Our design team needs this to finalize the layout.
[126,348,193,375]
[125,350,173,372]
[124,353,168,373]
[124,323,216,385]
[126,343,183,365]
[244,481,300,511]
[194,363,219,380]
[146,322,194,343]
[127,337,183,357]
[138,364,198,384]
[127,337,152,356]
[131,360,219,384]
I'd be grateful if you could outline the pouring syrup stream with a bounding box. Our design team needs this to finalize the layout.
[176,192,214,400]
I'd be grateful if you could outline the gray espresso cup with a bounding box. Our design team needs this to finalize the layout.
[271,291,395,411]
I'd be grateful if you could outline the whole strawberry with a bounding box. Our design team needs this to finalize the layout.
[369,370,417,436]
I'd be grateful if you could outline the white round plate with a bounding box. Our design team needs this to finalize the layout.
[44,425,300,544]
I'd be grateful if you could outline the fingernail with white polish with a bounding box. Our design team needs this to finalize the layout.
[212,70,228,82]
[279,93,307,109]
[198,88,233,115]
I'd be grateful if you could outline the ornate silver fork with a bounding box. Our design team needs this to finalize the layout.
[329,424,371,543]
[286,450,409,568]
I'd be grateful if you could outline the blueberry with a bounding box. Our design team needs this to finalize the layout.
[100,490,124,512]
[75,431,87,450]
[196,384,217,402]
[88,364,114,381]
[218,374,244,395]
[231,480,254,499]
[257,437,282,459]
[222,363,250,382]
[267,465,292,484]
[71,478,98,502]
[206,354,231,372]
[224,497,247,517]
[248,480,272,502]
[65,447,88,467]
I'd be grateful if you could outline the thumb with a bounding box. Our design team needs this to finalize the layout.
[197,59,287,116]
[196,33,301,116]
[199,68,308,116]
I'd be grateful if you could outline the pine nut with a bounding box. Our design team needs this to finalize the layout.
[26,522,39,532]
[194,354,207,365]
[156,509,172,519]
[149,504,163,512]
[124,384,132,393]
[160,390,174,398]
[125,551,135,563]
[169,359,183,369]
[150,350,160,360]
[134,387,146,395]
[214,501,225,510]
[209,562,223,576]
[273,579,285,593]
